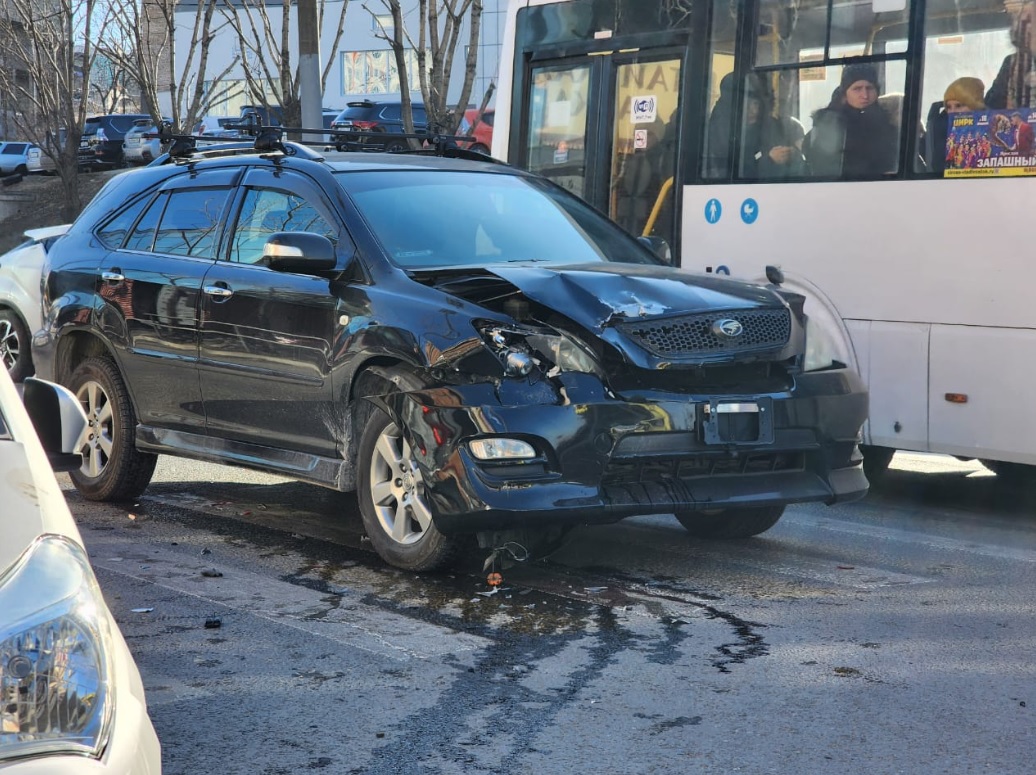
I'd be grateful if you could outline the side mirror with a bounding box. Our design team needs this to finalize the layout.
[638,235,672,263]
[262,232,338,273]
[22,377,87,472]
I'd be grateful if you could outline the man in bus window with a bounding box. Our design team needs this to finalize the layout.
[803,62,898,178]
[706,72,805,179]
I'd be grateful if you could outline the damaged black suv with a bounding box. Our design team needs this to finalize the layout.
[35,138,868,571]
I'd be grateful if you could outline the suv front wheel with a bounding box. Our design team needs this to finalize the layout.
[69,356,157,501]
[356,373,462,571]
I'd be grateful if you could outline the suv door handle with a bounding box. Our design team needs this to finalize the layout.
[101,269,124,283]
[203,284,234,299]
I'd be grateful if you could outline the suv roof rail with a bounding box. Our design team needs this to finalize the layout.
[153,121,502,165]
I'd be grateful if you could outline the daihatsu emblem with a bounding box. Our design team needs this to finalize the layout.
[712,318,744,339]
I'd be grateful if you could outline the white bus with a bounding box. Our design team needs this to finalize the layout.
[493,0,1036,482]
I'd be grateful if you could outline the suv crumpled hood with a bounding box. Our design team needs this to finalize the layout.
[484,262,785,331]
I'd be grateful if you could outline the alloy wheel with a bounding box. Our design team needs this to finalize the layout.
[368,421,433,545]
[0,318,19,372]
[76,379,115,478]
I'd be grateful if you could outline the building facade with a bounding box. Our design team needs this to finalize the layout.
[166,0,505,119]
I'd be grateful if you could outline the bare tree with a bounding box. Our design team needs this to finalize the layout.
[365,0,483,143]
[221,0,351,131]
[104,0,241,132]
[0,0,113,219]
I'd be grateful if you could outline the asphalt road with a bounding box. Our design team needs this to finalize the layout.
[65,453,1036,775]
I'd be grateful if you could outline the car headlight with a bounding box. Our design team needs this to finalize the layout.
[802,313,845,372]
[477,324,605,378]
[0,535,113,761]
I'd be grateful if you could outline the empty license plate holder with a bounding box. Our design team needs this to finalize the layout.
[700,398,774,445]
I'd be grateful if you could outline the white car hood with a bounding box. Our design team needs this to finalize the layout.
[0,443,82,570]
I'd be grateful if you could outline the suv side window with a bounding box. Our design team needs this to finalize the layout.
[98,195,153,249]
[381,104,402,121]
[125,193,168,252]
[229,188,337,264]
[414,107,427,124]
[153,188,232,257]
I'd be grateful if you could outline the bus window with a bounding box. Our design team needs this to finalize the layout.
[755,0,912,68]
[919,0,1022,175]
[706,0,910,180]
[524,64,591,198]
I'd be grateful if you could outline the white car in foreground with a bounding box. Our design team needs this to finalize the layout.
[0,225,71,382]
[0,369,162,772]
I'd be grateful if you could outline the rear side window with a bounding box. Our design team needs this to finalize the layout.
[125,193,167,252]
[98,195,154,249]
[380,104,402,121]
[338,104,377,120]
[413,107,427,124]
[4,143,27,154]
[153,188,232,258]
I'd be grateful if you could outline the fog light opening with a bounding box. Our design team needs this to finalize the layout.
[469,438,536,461]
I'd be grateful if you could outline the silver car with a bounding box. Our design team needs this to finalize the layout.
[0,142,56,176]
[0,224,71,381]
[0,369,162,772]
[122,120,164,165]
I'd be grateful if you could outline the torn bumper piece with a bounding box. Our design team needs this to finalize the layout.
[386,368,869,534]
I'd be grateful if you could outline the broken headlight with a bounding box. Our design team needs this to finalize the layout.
[477,324,605,378]
[0,535,113,762]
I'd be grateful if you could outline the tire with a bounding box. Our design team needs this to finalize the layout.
[0,309,32,382]
[383,139,409,153]
[980,459,1032,484]
[15,164,28,175]
[674,505,785,539]
[356,374,462,571]
[68,356,157,501]
[860,445,895,485]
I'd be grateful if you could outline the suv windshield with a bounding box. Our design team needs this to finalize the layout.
[337,170,660,270]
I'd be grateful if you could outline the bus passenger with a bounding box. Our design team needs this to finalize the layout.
[927,77,986,174]
[803,63,899,178]
[985,1,1035,109]
[706,73,805,178]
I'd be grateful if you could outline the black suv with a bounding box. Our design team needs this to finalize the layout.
[36,137,868,572]
[78,114,152,169]
[330,99,428,152]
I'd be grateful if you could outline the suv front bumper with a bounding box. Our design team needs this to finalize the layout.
[385,368,869,534]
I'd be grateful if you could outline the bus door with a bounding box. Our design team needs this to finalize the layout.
[522,50,684,257]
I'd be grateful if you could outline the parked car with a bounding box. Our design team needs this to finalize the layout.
[123,118,169,165]
[330,99,428,151]
[0,368,162,772]
[34,138,868,573]
[457,108,494,154]
[78,114,151,170]
[0,141,56,176]
[0,224,70,382]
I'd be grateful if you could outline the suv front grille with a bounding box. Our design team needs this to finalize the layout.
[618,308,791,358]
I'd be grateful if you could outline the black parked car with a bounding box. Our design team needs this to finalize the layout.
[35,138,868,571]
[78,114,152,169]
[330,99,428,152]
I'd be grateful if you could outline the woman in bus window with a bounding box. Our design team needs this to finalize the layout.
[803,62,899,178]
[985,0,1036,109]
[928,77,986,174]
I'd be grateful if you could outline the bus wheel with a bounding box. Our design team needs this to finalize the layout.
[674,505,785,539]
[980,460,1032,484]
[861,445,895,485]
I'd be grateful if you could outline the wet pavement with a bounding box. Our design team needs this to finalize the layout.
[66,453,1036,774]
